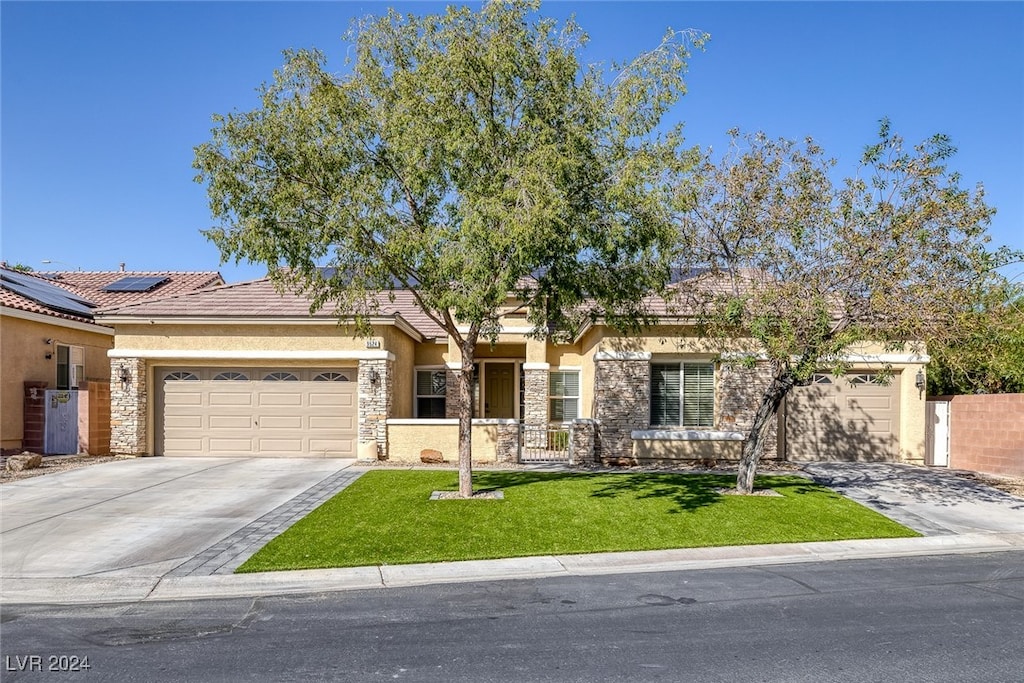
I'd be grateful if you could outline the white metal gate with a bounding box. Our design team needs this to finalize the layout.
[519,424,572,464]
[926,400,950,466]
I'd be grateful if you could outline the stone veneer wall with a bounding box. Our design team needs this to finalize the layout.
[593,358,650,462]
[495,422,520,463]
[522,367,549,425]
[571,418,597,464]
[717,363,779,458]
[358,359,393,459]
[444,367,465,419]
[110,357,147,455]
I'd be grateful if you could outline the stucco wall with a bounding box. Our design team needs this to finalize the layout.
[1,314,113,450]
[947,394,1024,477]
[385,420,505,462]
[633,437,743,461]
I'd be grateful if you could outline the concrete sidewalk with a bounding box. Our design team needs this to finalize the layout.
[3,459,1024,606]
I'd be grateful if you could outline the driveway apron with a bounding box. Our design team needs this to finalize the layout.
[0,457,356,580]
[803,462,1024,536]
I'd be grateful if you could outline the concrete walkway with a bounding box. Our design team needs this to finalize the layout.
[2,459,1023,605]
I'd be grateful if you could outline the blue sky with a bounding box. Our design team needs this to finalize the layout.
[3,1,1022,284]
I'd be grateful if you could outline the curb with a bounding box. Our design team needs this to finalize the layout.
[4,532,1022,606]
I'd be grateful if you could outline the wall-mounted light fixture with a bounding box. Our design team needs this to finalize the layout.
[368,368,381,387]
[119,366,132,390]
[915,369,926,394]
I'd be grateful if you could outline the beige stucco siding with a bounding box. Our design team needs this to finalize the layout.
[1,314,112,450]
[386,421,500,462]
[112,323,385,352]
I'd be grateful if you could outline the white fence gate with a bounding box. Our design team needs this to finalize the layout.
[925,400,950,467]
[44,389,79,455]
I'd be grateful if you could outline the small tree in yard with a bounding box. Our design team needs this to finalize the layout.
[194,0,706,497]
[671,121,1018,494]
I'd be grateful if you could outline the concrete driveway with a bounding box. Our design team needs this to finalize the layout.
[803,462,1024,536]
[0,457,353,580]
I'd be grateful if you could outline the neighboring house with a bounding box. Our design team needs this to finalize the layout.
[94,277,929,465]
[0,266,223,453]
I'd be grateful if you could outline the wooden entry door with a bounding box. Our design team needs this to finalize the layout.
[484,363,516,419]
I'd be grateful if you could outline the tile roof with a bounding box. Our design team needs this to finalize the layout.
[1,268,224,326]
[38,271,224,308]
[95,278,447,338]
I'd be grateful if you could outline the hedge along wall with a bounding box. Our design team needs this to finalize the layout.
[948,394,1024,478]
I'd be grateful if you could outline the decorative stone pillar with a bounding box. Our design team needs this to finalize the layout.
[494,422,520,463]
[522,362,549,449]
[444,363,465,419]
[718,362,779,458]
[358,358,393,459]
[110,357,147,455]
[593,352,651,464]
[571,418,597,465]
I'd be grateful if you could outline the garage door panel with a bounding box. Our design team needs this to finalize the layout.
[258,392,302,407]
[165,392,203,406]
[209,392,253,406]
[847,396,892,410]
[308,416,347,430]
[309,391,354,407]
[256,440,303,450]
[310,439,355,456]
[259,415,304,430]
[164,438,204,452]
[158,367,358,457]
[164,415,203,429]
[209,415,253,429]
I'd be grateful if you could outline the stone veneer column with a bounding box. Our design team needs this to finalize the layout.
[522,364,549,426]
[444,364,465,419]
[571,418,597,464]
[593,354,650,463]
[110,357,147,455]
[717,362,779,457]
[358,358,393,459]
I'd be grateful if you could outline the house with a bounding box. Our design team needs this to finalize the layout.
[0,266,223,454]
[93,276,929,465]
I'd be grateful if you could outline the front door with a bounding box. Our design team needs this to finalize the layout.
[484,363,515,419]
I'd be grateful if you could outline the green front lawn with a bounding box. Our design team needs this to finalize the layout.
[237,470,919,573]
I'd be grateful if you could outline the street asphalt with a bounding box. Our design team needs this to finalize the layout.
[1,457,1023,606]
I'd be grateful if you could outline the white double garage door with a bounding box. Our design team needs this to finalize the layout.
[155,367,357,457]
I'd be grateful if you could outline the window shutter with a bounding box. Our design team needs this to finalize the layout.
[650,364,681,426]
[682,363,715,427]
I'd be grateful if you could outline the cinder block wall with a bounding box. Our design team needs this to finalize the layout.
[948,394,1024,477]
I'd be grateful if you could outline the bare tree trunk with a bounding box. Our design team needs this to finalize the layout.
[736,370,795,494]
[457,342,476,498]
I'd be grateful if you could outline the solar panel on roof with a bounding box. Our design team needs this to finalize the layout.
[102,276,170,292]
[0,270,96,317]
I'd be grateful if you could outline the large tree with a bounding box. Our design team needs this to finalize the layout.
[926,280,1024,395]
[194,0,705,496]
[671,122,1015,493]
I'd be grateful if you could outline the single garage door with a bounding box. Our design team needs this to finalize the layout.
[156,367,357,457]
[785,372,900,462]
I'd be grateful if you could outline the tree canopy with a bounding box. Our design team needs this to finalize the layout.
[670,122,1014,492]
[194,0,706,496]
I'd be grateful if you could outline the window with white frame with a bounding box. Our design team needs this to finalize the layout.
[56,345,85,390]
[549,370,580,422]
[415,368,447,418]
[650,362,715,427]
